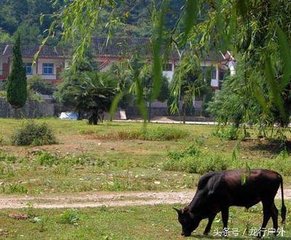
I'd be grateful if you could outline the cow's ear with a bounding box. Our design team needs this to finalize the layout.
[173,207,182,215]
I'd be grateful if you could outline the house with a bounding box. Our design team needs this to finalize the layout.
[0,44,68,84]
[92,38,226,90]
[0,38,227,88]
[0,38,228,118]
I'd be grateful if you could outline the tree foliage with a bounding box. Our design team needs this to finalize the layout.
[170,51,212,122]
[55,62,118,125]
[207,60,262,127]
[198,0,291,127]
[6,34,27,109]
[28,75,54,95]
[40,0,290,127]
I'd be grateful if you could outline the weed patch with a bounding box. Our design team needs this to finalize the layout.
[0,162,15,177]
[58,209,80,225]
[0,151,17,163]
[35,151,58,166]
[164,144,291,175]
[164,145,231,174]
[93,127,188,141]
[1,183,28,194]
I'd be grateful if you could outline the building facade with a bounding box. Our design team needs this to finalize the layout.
[0,38,228,89]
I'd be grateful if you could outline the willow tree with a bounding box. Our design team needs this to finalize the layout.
[7,34,27,111]
[47,0,290,126]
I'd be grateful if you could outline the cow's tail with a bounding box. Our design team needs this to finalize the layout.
[280,176,287,224]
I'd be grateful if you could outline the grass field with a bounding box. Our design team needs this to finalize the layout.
[0,118,291,239]
[0,118,290,195]
[0,202,290,239]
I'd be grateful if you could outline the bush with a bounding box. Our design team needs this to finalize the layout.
[11,122,57,146]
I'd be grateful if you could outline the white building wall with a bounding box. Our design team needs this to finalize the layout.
[201,61,219,88]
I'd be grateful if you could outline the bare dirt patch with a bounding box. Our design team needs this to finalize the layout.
[0,189,290,209]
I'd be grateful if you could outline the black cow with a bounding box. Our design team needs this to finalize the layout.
[174,169,286,238]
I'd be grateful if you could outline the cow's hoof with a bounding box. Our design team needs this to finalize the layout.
[221,228,228,238]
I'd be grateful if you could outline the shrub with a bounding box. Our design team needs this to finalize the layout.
[11,122,57,146]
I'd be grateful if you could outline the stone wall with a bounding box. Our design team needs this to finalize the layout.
[0,98,54,118]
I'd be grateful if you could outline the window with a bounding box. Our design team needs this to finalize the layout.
[42,63,54,75]
[24,63,32,75]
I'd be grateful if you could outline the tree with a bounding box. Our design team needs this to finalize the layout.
[7,34,27,110]
[55,63,118,125]
[170,51,212,123]
[186,0,290,127]
[28,75,54,95]
[49,0,290,127]
[13,22,41,46]
[0,28,12,43]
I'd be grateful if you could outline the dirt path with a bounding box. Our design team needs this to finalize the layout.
[0,189,291,209]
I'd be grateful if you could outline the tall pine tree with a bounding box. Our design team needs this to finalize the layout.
[7,34,27,109]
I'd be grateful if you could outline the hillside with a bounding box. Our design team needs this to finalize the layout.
[0,0,184,46]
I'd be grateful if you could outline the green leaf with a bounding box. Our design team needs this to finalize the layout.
[183,0,199,41]
[236,0,248,21]
[109,92,124,118]
[276,25,291,90]
[151,1,168,101]
[264,57,287,123]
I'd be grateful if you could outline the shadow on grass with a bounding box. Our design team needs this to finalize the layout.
[248,140,291,155]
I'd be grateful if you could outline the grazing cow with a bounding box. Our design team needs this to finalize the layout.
[174,169,286,238]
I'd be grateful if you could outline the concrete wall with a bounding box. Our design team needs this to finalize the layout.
[0,98,54,118]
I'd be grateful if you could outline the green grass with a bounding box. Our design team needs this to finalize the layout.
[0,118,290,195]
[163,143,291,175]
[0,118,290,238]
[0,202,291,239]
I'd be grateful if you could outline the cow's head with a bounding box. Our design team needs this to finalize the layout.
[174,207,201,237]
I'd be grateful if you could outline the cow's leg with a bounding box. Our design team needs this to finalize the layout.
[271,203,279,236]
[221,208,229,237]
[257,202,272,238]
[203,214,216,235]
